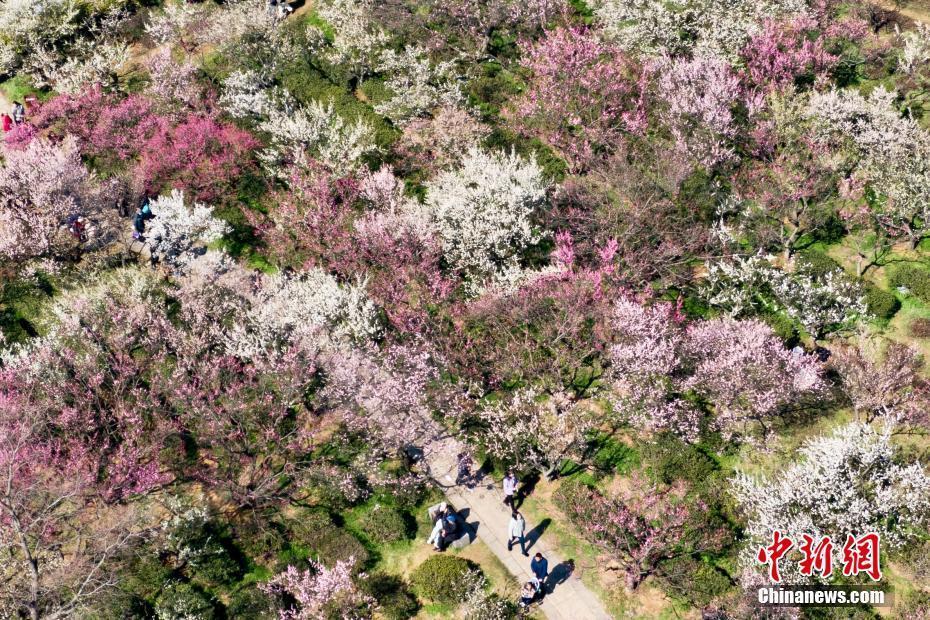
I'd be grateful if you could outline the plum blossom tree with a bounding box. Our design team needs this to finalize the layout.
[515,27,647,171]
[0,136,90,263]
[262,559,374,619]
[594,0,809,59]
[227,270,383,353]
[701,255,867,337]
[683,317,824,436]
[314,0,388,79]
[392,105,489,174]
[144,48,202,114]
[740,17,837,93]
[732,422,930,583]
[733,92,839,260]
[656,53,743,168]
[425,147,547,291]
[831,339,929,426]
[475,388,598,472]
[145,190,230,273]
[259,101,379,176]
[808,86,930,248]
[373,47,462,124]
[606,297,824,440]
[559,477,728,590]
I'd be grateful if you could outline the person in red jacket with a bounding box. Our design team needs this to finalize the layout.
[1,113,12,132]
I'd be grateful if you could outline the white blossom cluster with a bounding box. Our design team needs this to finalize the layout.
[227,270,382,355]
[373,47,463,124]
[594,0,807,59]
[258,100,379,176]
[702,255,867,337]
[219,70,285,119]
[314,0,388,78]
[459,570,512,620]
[146,190,231,274]
[146,0,277,49]
[808,87,930,245]
[0,0,81,73]
[425,147,548,291]
[732,422,930,583]
[0,1,130,91]
[897,23,930,75]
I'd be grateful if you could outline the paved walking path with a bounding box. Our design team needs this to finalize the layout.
[424,439,612,620]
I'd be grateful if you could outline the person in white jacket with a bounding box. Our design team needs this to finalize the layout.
[507,511,528,556]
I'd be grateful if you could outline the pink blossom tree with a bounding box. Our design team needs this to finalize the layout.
[741,18,838,93]
[558,478,728,590]
[684,317,825,437]
[0,136,95,264]
[657,54,743,168]
[606,298,825,440]
[514,27,648,172]
[831,339,930,426]
[262,558,374,619]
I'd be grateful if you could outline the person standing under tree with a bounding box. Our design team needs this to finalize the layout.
[502,470,518,508]
[11,102,24,125]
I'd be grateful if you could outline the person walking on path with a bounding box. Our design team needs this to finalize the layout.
[508,511,528,556]
[502,470,518,508]
[530,552,549,596]
[11,101,24,125]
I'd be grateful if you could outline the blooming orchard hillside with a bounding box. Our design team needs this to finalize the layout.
[2,0,930,618]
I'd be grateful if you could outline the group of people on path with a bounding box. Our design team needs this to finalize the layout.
[426,463,559,610]
[133,198,155,241]
[501,471,550,609]
[2,100,27,133]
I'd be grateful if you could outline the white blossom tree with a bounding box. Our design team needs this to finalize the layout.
[259,101,379,176]
[732,422,930,583]
[808,86,930,248]
[373,47,462,124]
[702,256,867,337]
[425,147,548,291]
[145,190,230,273]
[594,0,808,59]
[314,0,388,79]
[226,270,383,355]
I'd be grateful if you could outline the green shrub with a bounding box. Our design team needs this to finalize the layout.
[796,249,841,278]
[642,436,720,486]
[361,573,420,619]
[863,285,900,320]
[287,512,370,569]
[124,553,173,602]
[889,264,930,305]
[410,555,479,604]
[358,504,411,544]
[154,582,218,620]
[911,317,930,338]
[225,587,274,619]
[760,310,799,347]
[661,558,733,606]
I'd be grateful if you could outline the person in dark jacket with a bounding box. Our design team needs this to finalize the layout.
[530,552,548,595]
